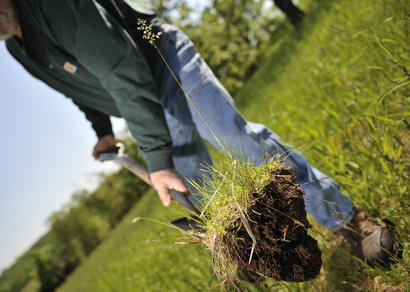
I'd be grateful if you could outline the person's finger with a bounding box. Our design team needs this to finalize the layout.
[157,189,171,207]
[170,182,189,196]
[92,149,99,160]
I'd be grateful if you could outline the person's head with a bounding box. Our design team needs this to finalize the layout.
[0,0,20,40]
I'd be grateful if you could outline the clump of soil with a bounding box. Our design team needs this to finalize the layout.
[223,167,322,282]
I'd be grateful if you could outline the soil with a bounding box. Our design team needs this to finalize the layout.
[223,166,322,282]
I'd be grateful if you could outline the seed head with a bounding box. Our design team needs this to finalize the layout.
[137,18,162,45]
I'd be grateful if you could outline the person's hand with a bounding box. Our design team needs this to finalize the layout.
[93,135,119,159]
[150,169,190,207]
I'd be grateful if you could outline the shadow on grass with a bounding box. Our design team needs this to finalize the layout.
[323,244,370,291]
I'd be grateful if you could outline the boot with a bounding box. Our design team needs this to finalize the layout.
[336,205,402,268]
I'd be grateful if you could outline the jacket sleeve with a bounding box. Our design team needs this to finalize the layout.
[44,0,174,173]
[73,102,114,139]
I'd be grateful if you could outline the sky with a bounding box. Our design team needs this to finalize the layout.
[0,43,124,273]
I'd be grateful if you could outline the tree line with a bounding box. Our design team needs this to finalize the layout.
[0,140,149,292]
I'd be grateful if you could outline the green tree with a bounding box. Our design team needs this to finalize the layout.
[0,137,156,292]
[48,202,111,256]
[0,255,36,292]
[154,0,280,94]
[31,246,66,292]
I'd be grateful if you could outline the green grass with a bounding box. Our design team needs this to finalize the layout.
[57,0,409,291]
[56,190,217,292]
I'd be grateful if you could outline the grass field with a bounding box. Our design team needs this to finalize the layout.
[54,0,408,291]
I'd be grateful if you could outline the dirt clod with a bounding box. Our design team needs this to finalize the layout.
[224,167,322,282]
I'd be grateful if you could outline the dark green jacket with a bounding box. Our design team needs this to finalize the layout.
[7,0,173,172]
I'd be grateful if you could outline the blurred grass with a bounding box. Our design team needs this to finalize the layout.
[57,0,409,291]
[57,190,218,292]
[56,191,267,291]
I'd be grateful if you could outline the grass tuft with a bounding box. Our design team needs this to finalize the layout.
[189,151,293,289]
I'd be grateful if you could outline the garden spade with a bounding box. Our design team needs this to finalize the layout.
[99,144,202,231]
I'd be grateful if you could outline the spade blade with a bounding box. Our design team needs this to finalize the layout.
[170,216,203,232]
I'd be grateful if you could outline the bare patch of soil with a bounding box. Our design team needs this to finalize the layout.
[224,167,322,282]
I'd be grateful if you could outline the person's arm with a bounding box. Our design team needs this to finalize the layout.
[74,102,114,139]
[73,102,119,159]
[44,0,189,206]
[73,101,188,207]
[73,103,187,207]
[45,0,173,173]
